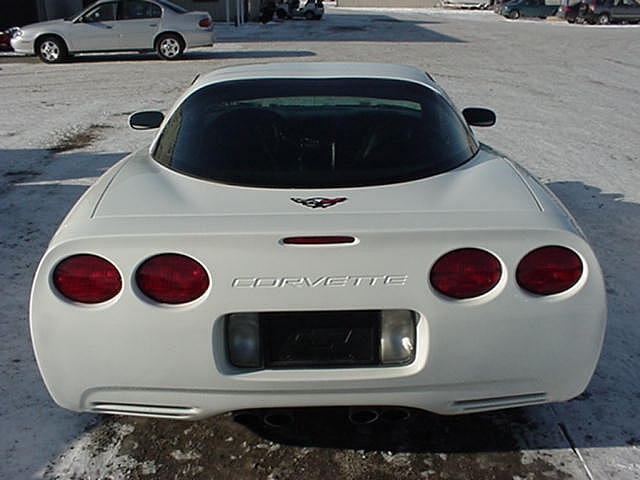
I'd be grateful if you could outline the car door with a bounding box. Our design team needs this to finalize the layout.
[67,2,120,52]
[522,0,542,15]
[118,0,162,50]
[607,0,625,19]
[621,0,640,19]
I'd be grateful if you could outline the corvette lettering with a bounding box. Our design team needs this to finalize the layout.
[232,275,408,288]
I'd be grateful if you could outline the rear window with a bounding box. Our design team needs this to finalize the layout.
[156,0,188,13]
[153,78,478,188]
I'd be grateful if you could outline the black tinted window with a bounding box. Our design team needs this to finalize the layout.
[153,79,478,188]
[84,3,118,22]
[156,0,188,12]
[123,1,161,19]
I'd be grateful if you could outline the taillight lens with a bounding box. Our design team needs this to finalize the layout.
[53,254,122,304]
[517,246,583,295]
[199,17,211,28]
[136,254,209,304]
[430,248,501,299]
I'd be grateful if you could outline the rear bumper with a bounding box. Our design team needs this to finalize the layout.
[83,385,554,420]
[183,29,215,49]
[31,227,606,419]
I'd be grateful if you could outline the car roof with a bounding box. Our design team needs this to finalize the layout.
[190,62,443,94]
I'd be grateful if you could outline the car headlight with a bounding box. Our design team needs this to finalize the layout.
[12,28,23,39]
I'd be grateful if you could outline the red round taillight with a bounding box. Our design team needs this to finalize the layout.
[517,246,583,295]
[430,248,502,299]
[53,254,122,304]
[136,254,209,304]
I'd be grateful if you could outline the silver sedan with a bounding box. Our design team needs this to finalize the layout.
[11,0,215,63]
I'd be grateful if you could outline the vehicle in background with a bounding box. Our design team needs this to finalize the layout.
[557,0,584,21]
[10,0,214,63]
[440,0,492,8]
[577,0,640,23]
[500,0,560,18]
[493,0,512,12]
[276,0,324,19]
[0,31,13,51]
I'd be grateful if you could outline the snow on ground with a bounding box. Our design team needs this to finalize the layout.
[1,5,639,479]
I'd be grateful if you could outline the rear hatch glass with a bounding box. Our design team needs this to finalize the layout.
[153,78,478,188]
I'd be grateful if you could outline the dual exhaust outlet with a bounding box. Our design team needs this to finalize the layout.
[235,407,411,427]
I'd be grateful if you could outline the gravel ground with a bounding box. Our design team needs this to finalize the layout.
[1,6,639,479]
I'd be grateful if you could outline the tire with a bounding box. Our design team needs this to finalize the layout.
[567,18,575,23]
[304,11,314,19]
[155,33,184,60]
[508,9,520,19]
[37,36,67,64]
[596,13,610,24]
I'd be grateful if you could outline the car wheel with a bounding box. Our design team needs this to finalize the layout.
[37,36,67,64]
[508,9,520,19]
[155,34,184,60]
[596,13,610,24]
[304,11,315,19]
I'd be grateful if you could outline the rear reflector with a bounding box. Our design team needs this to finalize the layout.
[136,254,209,304]
[53,254,122,304]
[517,246,583,295]
[282,236,356,245]
[430,248,501,299]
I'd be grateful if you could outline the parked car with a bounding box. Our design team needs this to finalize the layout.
[10,0,214,63]
[0,30,13,51]
[500,0,559,18]
[557,0,584,21]
[30,62,606,420]
[440,0,492,8]
[275,0,324,19]
[577,0,640,23]
[493,0,512,12]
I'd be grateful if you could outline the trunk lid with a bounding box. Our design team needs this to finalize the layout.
[93,149,540,220]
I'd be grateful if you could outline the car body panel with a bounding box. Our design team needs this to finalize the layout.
[30,62,606,419]
[501,0,560,16]
[578,0,640,22]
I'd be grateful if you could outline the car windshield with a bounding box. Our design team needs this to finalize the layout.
[153,78,478,188]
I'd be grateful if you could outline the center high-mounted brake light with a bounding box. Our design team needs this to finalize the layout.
[282,236,356,245]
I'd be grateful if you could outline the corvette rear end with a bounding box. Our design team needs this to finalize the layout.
[30,63,606,419]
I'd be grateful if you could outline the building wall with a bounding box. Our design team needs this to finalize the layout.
[336,0,439,6]
[175,0,263,21]
[32,0,262,23]
[41,0,82,19]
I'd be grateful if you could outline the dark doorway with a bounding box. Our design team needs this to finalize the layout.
[0,0,39,29]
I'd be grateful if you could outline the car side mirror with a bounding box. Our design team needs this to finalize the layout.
[129,111,164,130]
[462,107,496,127]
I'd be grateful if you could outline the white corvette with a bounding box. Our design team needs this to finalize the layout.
[30,63,606,420]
